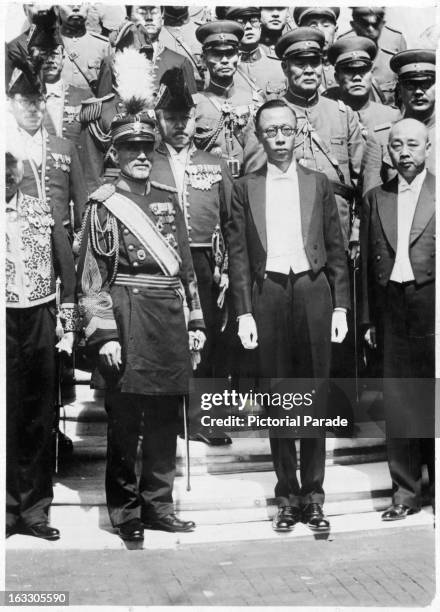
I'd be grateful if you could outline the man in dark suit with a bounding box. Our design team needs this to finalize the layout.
[361,118,435,520]
[227,99,350,532]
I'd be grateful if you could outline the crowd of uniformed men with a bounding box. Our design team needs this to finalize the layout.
[5,5,436,544]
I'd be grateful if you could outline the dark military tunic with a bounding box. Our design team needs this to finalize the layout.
[44,80,92,148]
[77,181,204,395]
[194,80,265,177]
[18,128,87,238]
[151,144,232,376]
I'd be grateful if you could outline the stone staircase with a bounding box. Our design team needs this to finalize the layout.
[51,380,408,522]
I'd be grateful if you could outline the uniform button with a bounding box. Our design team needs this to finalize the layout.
[45,186,50,192]
[133,288,139,294]
[376,255,381,261]
[123,229,129,235]
[118,102,123,107]
[431,252,435,257]
[62,127,67,131]
[186,213,191,219]
[171,225,176,230]
[188,237,193,243]
[46,197,51,202]
[133,261,139,267]
[45,176,49,181]
[427,270,432,276]
[137,249,146,260]
[313,244,318,250]
[186,225,191,231]
[378,273,383,279]
[128,245,134,251]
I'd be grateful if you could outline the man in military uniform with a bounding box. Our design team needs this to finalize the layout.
[77,83,205,543]
[259,7,294,57]
[276,28,364,248]
[6,138,77,540]
[160,6,206,91]
[293,7,340,93]
[393,50,435,175]
[151,67,233,445]
[56,3,110,96]
[7,65,87,241]
[94,8,198,98]
[324,36,400,196]
[338,7,407,106]
[363,50,435,193]
[225,7,287,99]
[28,26,92,150]
[194,20,266,178]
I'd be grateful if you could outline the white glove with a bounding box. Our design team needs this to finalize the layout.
[56,331,75,355]
[331,310,348,344]
[217,273,229,309]
[99,340,122,369]
[364,326,377,349]
[238,314,258,349]
[188,330,206,352]
[189,330,206,371]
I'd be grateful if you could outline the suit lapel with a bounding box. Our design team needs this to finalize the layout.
[377,177,398,252]
[297,165,316,246]
[248,172,267,251]
[410,172,435,245]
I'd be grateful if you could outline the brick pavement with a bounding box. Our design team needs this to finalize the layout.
[5,525,435,606]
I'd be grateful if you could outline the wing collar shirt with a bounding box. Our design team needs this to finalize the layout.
[265,160,310,274]
[165,143,192,201]
[390,168,427,283]
[19,126,44,167]
[45,80,65,137]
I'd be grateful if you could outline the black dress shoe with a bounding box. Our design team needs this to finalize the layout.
[187,431,232,446]
[302,503,330,531]
[145,514,196,533]
[6,525,16,538]
[272,506,301,532]
[381,504,420,521]
[117,519,144,541]
[22,523,60,541]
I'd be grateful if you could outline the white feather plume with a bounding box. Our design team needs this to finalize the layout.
[113,48,157,115]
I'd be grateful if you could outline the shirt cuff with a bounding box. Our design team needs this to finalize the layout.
[237,313,253,322]
[333,307,347,314]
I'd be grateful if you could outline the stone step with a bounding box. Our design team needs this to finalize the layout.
[58,422,386,472]
[52,460,416,510]
[5,505,434,551]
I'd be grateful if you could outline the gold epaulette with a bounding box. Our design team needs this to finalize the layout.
[90,183,116,203]
[79,93,115,123]
[150,180,178,193]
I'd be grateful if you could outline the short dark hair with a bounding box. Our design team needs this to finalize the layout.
[254,99,297,130]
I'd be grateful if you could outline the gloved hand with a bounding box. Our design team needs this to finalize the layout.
[331,310,348,344]
[188,330,206,352]
[238,313,258,349]
[56,331,75,355]
[364,326,377,349]
[99,340,122,369]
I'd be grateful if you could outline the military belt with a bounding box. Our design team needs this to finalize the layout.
[114,273,183,292]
